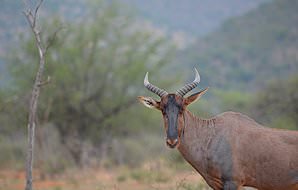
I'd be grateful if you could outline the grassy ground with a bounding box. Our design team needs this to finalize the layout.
[0,162,211,190]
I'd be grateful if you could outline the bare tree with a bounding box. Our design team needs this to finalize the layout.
[23,1,53,190]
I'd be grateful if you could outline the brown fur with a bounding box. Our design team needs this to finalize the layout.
[139,92,298,190]
[178,110,298,190]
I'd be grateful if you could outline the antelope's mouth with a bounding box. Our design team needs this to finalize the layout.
[166,138,179,148]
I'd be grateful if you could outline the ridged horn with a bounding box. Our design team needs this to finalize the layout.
[144,72,168,97]
[176,68,200,97]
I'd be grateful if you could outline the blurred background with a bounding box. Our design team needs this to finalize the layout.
[0,0,297,189]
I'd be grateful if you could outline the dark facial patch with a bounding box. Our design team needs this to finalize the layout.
[163,94,182,140]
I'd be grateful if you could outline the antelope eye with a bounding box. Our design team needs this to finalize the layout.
[146,100,153,105]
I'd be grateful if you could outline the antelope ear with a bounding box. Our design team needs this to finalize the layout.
[138,96,160,110]
[185,87,209,106]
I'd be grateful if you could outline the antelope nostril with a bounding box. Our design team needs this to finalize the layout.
[173,139,178,144]
[166,138,178,148]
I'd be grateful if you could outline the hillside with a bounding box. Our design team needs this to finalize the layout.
[121,0,269,36]
[0,0,269,56]
[176,0,298,90]
[0,0,85,56]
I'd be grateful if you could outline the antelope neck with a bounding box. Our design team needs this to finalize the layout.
[178,110,220,183]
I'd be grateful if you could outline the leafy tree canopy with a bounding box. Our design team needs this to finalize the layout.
[2,1,175,165]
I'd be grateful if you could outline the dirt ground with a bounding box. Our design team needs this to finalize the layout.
[0,166,211,190]
[0,161,257,190]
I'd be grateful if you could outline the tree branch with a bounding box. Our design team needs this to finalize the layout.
[37,76,51,87]
[33,0,43,26]
[45,25,63,52]
[96,98,136,124]
[23,1,54,190]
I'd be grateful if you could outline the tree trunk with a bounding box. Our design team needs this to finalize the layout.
[23,1,51,189]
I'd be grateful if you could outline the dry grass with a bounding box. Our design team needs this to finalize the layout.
[0,161,211,190]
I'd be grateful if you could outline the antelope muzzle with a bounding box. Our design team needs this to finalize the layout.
[166,138,178,148]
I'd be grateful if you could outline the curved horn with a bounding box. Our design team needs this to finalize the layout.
[176,68,200,97]
[144,72,168,97]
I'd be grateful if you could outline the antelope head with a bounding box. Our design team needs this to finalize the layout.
[138,68,208,148]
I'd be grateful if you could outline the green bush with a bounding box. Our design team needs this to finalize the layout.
[0,135,26,169]
[130,168,169,183]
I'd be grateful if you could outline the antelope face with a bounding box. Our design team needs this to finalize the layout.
[138,69,208,149]
[160,94,184,148]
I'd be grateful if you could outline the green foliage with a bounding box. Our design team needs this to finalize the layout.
[174,0,298,130]
[176,183,210,190]
[0,135,26,169]
[130,167,169,183]
[116,174,127,182]
[213,89,252,113]
[1,1,175,167]
[251,75,298,130]
[270,116,296,130]
[176,0,298,91]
